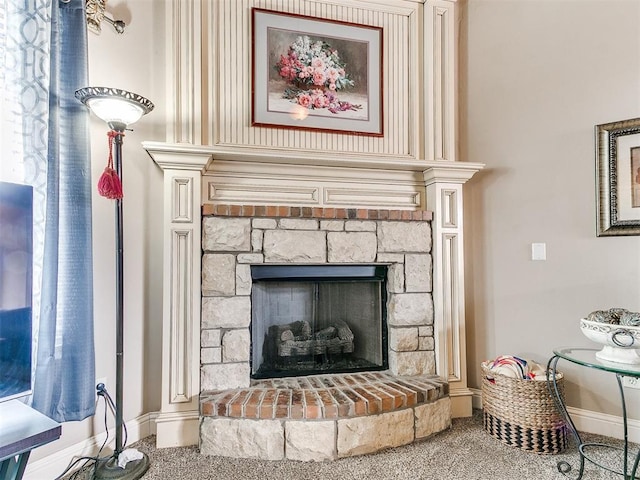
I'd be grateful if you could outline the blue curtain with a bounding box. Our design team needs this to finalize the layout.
[2,0,95,422]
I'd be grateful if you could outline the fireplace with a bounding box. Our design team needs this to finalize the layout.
[195,204,453,460]
[143,142,482,453]
[251,265,388,379]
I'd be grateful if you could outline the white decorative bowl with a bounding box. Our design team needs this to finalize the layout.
[579,318,640,365]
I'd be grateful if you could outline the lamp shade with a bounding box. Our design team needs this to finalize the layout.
[75,87,154,128]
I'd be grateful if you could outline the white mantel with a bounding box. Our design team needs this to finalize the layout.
[144,0,484,448]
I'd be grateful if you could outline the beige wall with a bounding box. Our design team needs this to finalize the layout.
[462,0,640,420]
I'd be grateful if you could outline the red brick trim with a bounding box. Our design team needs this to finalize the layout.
[202,204,433,221]
[201,372,447,420]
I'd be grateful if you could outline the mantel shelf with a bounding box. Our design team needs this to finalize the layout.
[143,141,485,179]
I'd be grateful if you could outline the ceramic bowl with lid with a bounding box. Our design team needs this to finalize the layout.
[580,318,640,365]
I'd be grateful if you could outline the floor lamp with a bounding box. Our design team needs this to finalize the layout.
[75,87,154,480]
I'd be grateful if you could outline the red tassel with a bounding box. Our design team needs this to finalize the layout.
[98,130,125,200]
[97,167,124,199]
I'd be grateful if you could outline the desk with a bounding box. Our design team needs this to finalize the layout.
[547,348,640,480]
[0,400,61,480]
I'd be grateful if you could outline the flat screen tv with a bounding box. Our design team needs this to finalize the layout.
[0,181,33,402]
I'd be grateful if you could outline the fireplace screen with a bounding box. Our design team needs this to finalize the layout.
[250,265,388,379]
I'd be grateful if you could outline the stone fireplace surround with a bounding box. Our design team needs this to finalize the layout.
[198,204,451,459]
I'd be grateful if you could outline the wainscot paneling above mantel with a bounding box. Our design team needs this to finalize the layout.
[205,0,418,155]
[166,0,458,163]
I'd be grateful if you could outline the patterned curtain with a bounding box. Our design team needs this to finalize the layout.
[0,0,95,422]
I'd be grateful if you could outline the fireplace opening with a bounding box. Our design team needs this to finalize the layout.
[250,265,388,379]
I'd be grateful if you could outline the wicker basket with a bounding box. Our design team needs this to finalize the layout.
[481,361,568,454]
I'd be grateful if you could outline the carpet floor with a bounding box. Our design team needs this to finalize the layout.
[63,410,639,480]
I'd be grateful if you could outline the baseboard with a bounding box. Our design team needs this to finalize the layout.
[471,387,640,443]
[24,399,640,478]
[471,387,482,410]
[23,412,156,480]
[566,406,640,443]
[155,409,199,448]
[449,387,474,418]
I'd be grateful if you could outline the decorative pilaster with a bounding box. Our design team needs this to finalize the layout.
[144,142,211,447]
[423,161,483,417]
[425,0,457,162]
[165,0,202,144]
[423,0,485,417]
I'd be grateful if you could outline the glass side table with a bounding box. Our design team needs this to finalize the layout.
[547,347,640,480]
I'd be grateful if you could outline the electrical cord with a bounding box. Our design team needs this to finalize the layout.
[53,383,129,480]
[95,383,129,450]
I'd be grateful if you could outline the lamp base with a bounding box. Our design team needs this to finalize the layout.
[93,453,150,480]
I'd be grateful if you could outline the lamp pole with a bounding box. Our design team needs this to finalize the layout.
[75,87,153,480]
[111,124,125,458]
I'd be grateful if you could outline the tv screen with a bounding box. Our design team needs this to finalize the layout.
[0,181,33,402]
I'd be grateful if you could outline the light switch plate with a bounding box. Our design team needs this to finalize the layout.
[531,243,546,261]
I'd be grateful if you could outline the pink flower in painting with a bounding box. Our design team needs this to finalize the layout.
[328,83,337,91]
[312,93,328,109]
[312,69,325,86]
[296,67,311,80]
[277,55,295,82]
[327,67,339,82]
[280,67,294,82]
[311,57,325,69]
[297,93,312,108]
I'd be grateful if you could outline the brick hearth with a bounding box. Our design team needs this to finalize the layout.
[201,372,448,420]
[200,372,450,461]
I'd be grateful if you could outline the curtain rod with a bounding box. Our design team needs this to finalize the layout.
[85,0,126,34]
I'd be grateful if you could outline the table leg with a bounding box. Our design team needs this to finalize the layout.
[631,443,640,480]
[615,373,640,480]
[615,374,631,479]
[546,355,585,480]
[0,451,31,480]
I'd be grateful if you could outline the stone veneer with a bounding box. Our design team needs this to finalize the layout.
[199,204,450,460]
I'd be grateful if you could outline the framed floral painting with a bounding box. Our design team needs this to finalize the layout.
[595,117,640,236]
[251,8,383,136]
